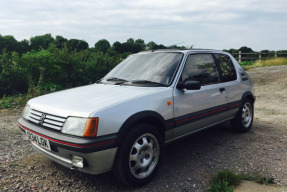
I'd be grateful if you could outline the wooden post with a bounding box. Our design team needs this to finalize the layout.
[275,51,277,58]
[259,52,261,62]
[239,51,241,63]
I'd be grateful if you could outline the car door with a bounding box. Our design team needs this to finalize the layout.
[172,53,230,138]
[214,53,242,117]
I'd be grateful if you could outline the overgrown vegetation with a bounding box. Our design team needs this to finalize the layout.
[207,170,240,192]
[241,58,287,70]
[1,33,287,109]
[207,170,275,192]
[0,34,190,99]
[239,172,275,185]
[239,61,254,69]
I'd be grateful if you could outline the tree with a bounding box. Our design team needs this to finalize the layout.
[113,41,125,53]
[67,39,89,52]
[113,38,146,53]
[260,50,270,54]
[77,40,89,51]
[0,35,18,53]
[146,41,157,50]
[0,51,27,95]
[239,46,253,53]
[223,48,238,54]
[22,49,60,88]
[18,39,30,54]
[30,34,54,50]
[82,51,119,84]
[54,35,68,49]
[134,39,146,52]
[146,41,166,50]
[94,39,111,53]
[122,38,135,53]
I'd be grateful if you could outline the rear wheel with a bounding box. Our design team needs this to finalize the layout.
[113,124,162,186]
[231,99,254,133]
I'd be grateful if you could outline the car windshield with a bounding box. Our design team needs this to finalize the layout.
[102,52,183,86]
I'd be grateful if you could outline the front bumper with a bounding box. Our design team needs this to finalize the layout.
[18,118,118,174]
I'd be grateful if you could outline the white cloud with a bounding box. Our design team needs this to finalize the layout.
[0,0,286,50]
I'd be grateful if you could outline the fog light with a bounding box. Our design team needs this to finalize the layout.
[72,156,84,168]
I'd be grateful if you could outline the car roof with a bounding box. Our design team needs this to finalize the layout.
[139,49,225,54]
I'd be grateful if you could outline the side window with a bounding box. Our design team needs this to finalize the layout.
[181,54,220,85]
[215,54,237,82]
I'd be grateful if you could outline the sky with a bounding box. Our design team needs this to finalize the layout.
[0,0,286,51]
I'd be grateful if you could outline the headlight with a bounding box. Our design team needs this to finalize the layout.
[62,117,98,137]
[22,104,30,120]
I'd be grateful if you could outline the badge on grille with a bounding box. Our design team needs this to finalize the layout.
[40,114,46,125]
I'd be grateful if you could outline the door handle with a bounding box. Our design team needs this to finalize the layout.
[219,88,225,92]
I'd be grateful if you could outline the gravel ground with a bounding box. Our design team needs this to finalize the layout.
[1,65,287,192]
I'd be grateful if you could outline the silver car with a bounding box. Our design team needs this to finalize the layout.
[18,49,255,186]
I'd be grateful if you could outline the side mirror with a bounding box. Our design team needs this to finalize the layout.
[177,81,201,90]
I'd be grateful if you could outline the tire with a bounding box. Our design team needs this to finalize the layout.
[231,99,254,133]
[113,124,162,186]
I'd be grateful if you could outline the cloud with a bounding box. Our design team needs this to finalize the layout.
[0,0,286,50]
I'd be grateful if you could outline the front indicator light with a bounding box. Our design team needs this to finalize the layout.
[83,118,98,137]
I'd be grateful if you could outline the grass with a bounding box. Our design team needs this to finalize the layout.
[207,170,275,192]
[13,130,22,135]
[239,172,275,185]
[207,170,240,192]
[9,162,19,168]
[241,57,287,70]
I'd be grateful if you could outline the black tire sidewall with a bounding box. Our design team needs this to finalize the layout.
[115,124,163,186]
[232,99,254,132]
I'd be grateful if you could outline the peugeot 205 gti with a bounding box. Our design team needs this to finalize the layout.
[18,49,255,186]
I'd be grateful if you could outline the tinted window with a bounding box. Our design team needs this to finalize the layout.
[181,54,220,85]
[215,54,237,82]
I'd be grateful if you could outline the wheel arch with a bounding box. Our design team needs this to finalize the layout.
[116,111,166,145]
[241,91,255,104]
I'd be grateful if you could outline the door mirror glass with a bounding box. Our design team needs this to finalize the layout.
[177,81,201,90]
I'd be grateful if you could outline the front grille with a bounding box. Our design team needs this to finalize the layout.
[28,109,66,130]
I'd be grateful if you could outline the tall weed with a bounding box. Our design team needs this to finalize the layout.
[242,57,287,70]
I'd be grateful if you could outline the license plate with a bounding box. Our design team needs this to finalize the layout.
[25,130,51,151]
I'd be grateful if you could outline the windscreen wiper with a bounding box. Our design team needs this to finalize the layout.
[106,77,128,82]
[131,80,167,86]
[95,78,103,83]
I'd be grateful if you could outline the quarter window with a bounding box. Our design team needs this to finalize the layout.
[181,54,220,85]
[215,54,237,82]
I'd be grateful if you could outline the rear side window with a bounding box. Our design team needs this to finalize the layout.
[181,54,220,85]
[215,54,237,82]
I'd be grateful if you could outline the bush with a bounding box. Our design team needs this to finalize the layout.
[38,83,62,94]
[0,94,28,109]
[240,61,253,66]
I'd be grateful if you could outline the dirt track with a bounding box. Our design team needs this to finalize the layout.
[1,65,287,191]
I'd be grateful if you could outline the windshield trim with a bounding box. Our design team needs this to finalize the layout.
[164,52,184,87]
[102,52,184,87]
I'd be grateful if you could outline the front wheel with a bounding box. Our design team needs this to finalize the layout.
[113,124,162,186]
[231,99,254,133]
